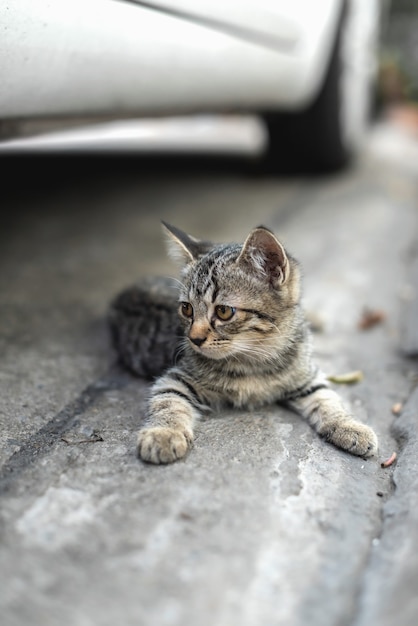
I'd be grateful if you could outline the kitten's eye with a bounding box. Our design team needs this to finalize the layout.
[215,305,236,321]
[180,302,193,318]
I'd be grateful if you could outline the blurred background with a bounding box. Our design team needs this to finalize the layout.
[378,0,418,133]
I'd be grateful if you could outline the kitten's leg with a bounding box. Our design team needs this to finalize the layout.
[137,370,204,464]
[287,381,378,457]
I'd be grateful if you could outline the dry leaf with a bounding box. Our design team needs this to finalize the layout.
[358,308,386,330]
[327,370,364,385]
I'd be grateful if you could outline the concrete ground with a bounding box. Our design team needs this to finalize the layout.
[1,118,418,626]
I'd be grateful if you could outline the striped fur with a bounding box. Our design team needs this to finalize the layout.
[109,223,378,464]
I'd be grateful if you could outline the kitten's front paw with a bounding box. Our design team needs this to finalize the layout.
[137,427,193,464]
[325,421,378,458]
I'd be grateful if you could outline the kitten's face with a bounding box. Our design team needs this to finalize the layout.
[163,222,300,363]
[178,248,281,362]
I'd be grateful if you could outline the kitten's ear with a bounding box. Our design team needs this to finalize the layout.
[237,226,289,286]
[161,221,212,264]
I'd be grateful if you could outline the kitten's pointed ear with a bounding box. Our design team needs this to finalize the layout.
[161,221,212,264]
[237,226,289,286]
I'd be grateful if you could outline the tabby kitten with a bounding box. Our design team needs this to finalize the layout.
[109,222,378,464]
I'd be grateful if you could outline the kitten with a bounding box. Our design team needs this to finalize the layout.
[109,222,378,464]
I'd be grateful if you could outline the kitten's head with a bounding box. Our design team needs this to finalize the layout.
[162,221,302,362]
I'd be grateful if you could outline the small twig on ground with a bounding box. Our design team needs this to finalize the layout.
[381,452,397,468]
[61,432,104,445]
[391,402,403,415]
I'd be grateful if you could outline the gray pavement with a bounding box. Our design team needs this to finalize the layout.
[1,120,418,626]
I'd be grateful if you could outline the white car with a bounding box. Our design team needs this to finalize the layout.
[0,0,387,171]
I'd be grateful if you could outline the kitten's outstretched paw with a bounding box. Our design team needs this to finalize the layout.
[325,422,378,458]
[137,427,192,464]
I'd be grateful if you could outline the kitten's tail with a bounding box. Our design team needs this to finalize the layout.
[108,277,182,379]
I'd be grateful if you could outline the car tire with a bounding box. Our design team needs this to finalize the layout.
[261,0,379,174]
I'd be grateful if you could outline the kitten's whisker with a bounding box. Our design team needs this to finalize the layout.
[167,276,186,290]
[234,345,278,365]
[173,338,189,364]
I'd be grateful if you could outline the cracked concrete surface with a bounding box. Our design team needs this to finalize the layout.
[355,386,418,626]
[0,119,418,626]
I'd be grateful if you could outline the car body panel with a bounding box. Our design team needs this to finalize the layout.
[126,0,342,51]
[0,0,343,121]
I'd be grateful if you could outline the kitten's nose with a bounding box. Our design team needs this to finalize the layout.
[189,335,206,347]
